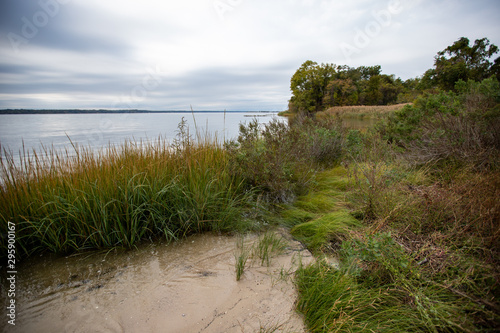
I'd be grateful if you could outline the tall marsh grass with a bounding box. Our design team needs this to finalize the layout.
[0,126,255,257]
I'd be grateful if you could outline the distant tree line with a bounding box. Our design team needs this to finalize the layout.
[288,37,500,114]
[0,109,142,114]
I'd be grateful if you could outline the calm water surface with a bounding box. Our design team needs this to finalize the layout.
[0,112,280,160]
[0,231,311,333]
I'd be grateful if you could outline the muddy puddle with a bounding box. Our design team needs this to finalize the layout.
[1,230,313,333]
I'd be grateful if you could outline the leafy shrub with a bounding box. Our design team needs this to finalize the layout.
[227,116,344,203]
[345,129,363,158]
[226,118,310,202]
[381,78,500,169]
[290,113,345,166]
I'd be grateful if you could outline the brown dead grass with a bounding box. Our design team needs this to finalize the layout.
[320,103,410,118]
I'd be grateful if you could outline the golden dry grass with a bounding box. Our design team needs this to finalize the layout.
[319,103,410,118]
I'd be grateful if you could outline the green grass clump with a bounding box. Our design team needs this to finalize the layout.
[293,192,341,214]
[291,211,359,252]
[295,262,410,333]
[281,166,349,227]
[295,260,467,333]
[296,232,479,332]
[282,166,357,252]
[234,231,288,280]
[313,166,350,191]
[280,207,315,227]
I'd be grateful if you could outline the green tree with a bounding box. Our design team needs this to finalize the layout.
[289,61,337,114]
[361,75,384,105]
[380,75,403,105]
[358,65,382,79]
[323,78,358,107]
[416,68,437,91]
[433,37,499,91]
[398,77,423,103]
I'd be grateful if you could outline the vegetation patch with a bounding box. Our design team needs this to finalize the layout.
[291,211,359,253]
[0,123,259,257]
[287,45,500,330]
[234,235,251,281]
[318,103,410,121]
[296,248,470,332]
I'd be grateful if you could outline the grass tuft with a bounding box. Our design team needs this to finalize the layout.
[291,211,359,253]
[252,231,288,267]
[234,235,251,281]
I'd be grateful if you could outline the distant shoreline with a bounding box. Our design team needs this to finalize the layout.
[0,109,279,115]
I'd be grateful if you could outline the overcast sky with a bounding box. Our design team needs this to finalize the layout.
[0,0,499,111]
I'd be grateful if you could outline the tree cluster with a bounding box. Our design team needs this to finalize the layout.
[288,61,406,114]
[289,37,500,115]
[420,37,500,91]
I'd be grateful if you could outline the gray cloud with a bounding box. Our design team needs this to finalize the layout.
[109,65,292,111]
[0,0,499,110]
[1,0,132,56]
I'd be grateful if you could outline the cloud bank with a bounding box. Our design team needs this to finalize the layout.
[0,0,499,110]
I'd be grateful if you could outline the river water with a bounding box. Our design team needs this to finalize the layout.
[0,112,280,161]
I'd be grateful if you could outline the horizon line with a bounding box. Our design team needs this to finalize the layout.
[0,109,283,114]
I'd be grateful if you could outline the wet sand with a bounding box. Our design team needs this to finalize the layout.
[2,229,313,332]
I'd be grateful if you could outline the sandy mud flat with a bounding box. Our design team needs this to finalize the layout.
[2,229,313,333]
